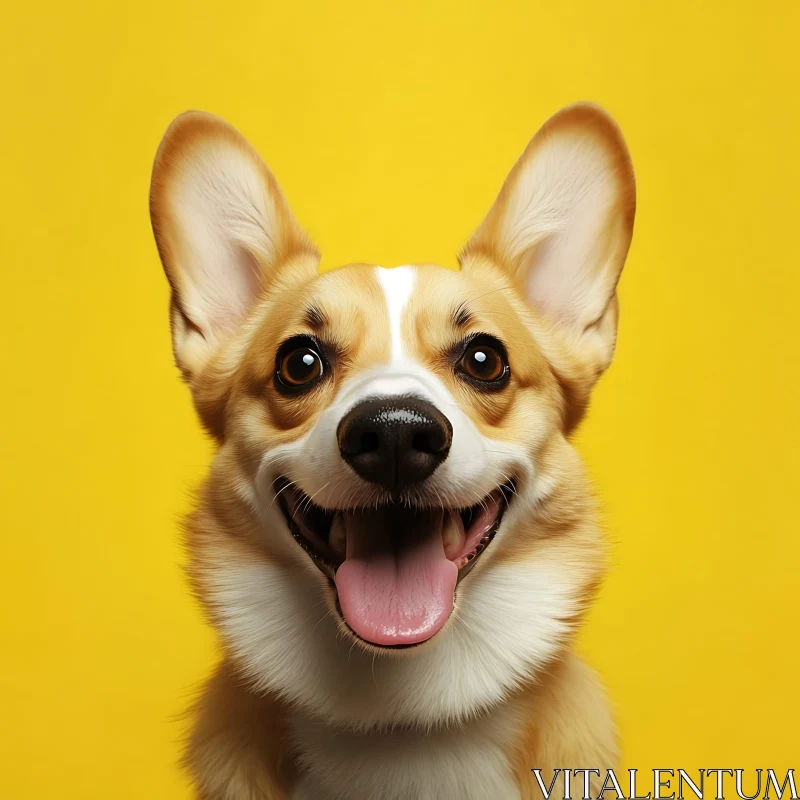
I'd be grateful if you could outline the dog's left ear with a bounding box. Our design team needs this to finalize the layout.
[461,103,635,378]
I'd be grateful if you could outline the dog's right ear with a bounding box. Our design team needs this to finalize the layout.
[150,111,317,380]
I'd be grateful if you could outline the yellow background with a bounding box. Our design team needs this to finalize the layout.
[2,0,798,796]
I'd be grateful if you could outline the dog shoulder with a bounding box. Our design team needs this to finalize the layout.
[184,659,293,800]
[512,651,619,799]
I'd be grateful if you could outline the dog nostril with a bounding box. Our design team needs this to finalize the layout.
[361,431,380,453]
[412,432,433,453]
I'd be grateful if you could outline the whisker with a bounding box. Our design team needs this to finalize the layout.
[311,607,332,634]
[268,478,300,511]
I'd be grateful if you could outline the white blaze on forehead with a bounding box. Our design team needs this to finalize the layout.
[375,266,416,361]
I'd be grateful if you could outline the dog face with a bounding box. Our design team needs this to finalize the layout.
[150,104,635,728]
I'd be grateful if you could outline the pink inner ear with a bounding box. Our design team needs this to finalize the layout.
[511,151,625,329]
[522,227,609,326]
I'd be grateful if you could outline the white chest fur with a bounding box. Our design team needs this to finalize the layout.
[288,700,523,800]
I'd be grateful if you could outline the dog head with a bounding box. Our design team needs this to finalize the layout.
[150,104,634,728]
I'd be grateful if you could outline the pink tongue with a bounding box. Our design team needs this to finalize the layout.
[335,508,458,646]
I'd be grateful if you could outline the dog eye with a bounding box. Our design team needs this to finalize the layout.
[280,347,323,385]
[457,337,508,385]
[461,345,503,381]
[276,339,325,389]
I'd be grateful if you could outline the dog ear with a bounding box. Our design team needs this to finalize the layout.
[150,111,317,380]
[461,103,635,377]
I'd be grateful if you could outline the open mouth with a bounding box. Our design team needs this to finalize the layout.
[275,478,513,649]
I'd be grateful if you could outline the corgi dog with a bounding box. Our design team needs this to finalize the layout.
[149,102,635,800]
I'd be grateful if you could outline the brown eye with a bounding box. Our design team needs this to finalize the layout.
[278,345,324,387]
[457,336,509,386]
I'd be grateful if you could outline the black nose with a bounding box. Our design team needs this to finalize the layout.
[337,397,453,492]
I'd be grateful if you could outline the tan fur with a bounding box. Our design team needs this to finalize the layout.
[185,661,292,800]
[149,104,635,798]
[513,653,619,799]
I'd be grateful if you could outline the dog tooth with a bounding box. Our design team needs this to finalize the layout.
[442,512,464,559]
